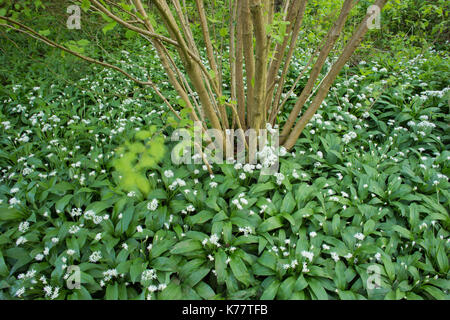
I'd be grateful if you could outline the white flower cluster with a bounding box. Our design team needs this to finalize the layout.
[18,221,30,233]
[232,193,248,210]
[238,226,253,237]
[257,145,279,169]
[181,204,195,215]
[282,259,299,270]
[43,285,60,300]
[16,236,27,246]
[89,251,102,263]
[342,131,357,144]
[147,283,167,294]
[202,234,221,247]
[164,169,174,178]
[354,233,365,241]
[301,250,314,262]
[70,208,83,217]
[102,269,118,282]
[274,172,285,185]
[84,210,108,224]
[168,178,187,190]
[147,199,158,211]
[142,269,157,281]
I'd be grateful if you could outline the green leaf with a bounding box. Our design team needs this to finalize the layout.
[159,281,183,299]
[278,276,296,299]
[102,21,117,34]
[0,250,9,276]
[105,283,119,300]
[391,225,412,239]
[185,266,211,287]
[195,282,216,299]
[55,194,73,213]
[38,29,50,36]
[436,244,449,273]
[81,0,91,12]
[422,285,447,300]
[229,256,251,286]
[381,255,396,282]
[334,260,347,290]
[130,261,145,283]
[170,239,203,255]
[257,251,277,270]
[280,192,296,214]
[257,216,284,232]
[308,278,329,300]
[215,249,228,285]
[295,275,308,291]
[260,279,280,300]
[0,207,25,221]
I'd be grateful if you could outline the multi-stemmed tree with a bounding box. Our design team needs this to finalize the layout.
[1,0,389,154]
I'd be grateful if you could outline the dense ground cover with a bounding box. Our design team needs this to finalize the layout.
[0,1,449,300]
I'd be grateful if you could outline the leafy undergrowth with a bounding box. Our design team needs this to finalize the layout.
[0,39,449,300]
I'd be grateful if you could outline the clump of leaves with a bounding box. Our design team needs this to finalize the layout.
[113,126,166,195]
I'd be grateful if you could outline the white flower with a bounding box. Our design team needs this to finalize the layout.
[331,252,340,262]
[158,283,167,291]
[68,225,80,234]
[209,181,218,188]
[354,233,365,241]
[93,215,103,224]
[16,236,27,246]
[71,208,83,217]
[136,225,143,233]
[238,226,253,237]
[51,287,60,300]
[147,199,158,211]
[142,269,157,281]
[164,170,174,178]
[35,254,44,261]
[274,172,285,185]
[83,210,95,219]
[10,187,19,193]
[209,234,220,246]
[309,231,317,238]
[342,131,357,144]
[103,269,118,281]
[89,251,102,263]
[18,221,29,233]
[15,287,25,297]
[43,285,53,297]
[148,285,158,292]
[302,262,310,273]
[9,197,20,205]
[301,250,314,262]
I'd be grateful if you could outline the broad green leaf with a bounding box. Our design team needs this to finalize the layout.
[170,239,203,255]
[229,256,251,286]
[257,216,284,232]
